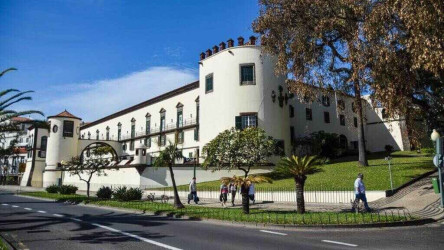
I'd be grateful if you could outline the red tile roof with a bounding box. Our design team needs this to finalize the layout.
[48,110,81,120]
[13,147,27,154]
[11,117,31,122]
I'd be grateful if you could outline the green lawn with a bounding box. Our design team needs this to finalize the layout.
[20,192,411,225]
[0,237,8,250]
[173,151,434,191]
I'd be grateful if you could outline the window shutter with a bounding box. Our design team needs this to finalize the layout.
[254,115,258,127]
[235,116,242,130]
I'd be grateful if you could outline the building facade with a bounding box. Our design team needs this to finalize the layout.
[15,37,409,190]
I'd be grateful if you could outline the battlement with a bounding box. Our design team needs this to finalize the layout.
[199,36,258,61]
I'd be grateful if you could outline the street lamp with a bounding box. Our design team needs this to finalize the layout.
[431,129,443,208]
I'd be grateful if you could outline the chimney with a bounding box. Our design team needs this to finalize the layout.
[205,49,212,57]
[219,42,226,51]
[237,36,244,46]
[227,38,234,48]
[200,52,205,60]
[249,36,256,45]
[212,45,219,54]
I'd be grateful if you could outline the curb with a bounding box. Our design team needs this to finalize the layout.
[15,194,436,229]
[0,233,18,250]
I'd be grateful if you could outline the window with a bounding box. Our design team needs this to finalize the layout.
[205,74,213,93]
[381,109,388,119]
[240,64,255,85]
[322,95,330,107]
[130,140,135,151]
[146,116,151,135]
[177,108,183,128]
[106,127,110,140]
[324,112,330,123]
[122,143,127,151]
[145,137,151,148]
[235,114,257,130]
[52,125,58,133]
[354,117,358,128]
[305,108,312,121]
[131,118,136,138]
[290,126,295,145]
[160,112,166,132]
[340,115,345,126]
[339,135,348,149]
[176,131,184,144]
[96,130,99,140]
[194,127,199,141]
[159,135,166,146]
[289,105,294,118]
[63,121,74,137]
[337,100,345,110]
[88,132,91,140]
[40,136,47,151]
[351,102,357,113]
[117,123,122,141]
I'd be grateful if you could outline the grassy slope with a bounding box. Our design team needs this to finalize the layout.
[180,151,434,191]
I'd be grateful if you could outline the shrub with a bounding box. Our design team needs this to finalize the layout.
[96,186,113,199]
[113,186,127,200]
[59,185,78,195]
[124,188,143,201]
[385,145,394,155]
[421,147,435,155]
[46,184,59,193]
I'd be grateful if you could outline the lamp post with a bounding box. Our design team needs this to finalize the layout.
[431,129,444,208]
[385,156,394,192]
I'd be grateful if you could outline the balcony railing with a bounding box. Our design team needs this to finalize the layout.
[119,117,197,141]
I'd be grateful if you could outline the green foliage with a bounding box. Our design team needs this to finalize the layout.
[297,131,343,159]
[202,127,277,176]
[421,148,435,155]
[59,185,78,195]
[112,186,142,201]
[275,155,322,178]
[96,186,113,199]
[152,141,183,168]
[46,184,59,193]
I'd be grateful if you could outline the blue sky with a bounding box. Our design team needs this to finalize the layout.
[0,0,259,121]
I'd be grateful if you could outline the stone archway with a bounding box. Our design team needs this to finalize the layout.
[79,142,119,163]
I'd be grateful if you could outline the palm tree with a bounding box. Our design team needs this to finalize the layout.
[153,141,184,209]
[220,175,272,214]
[0,67,44,133]
[275,155,322,214]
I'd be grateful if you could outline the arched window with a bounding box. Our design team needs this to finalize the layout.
[176,103,183,128]
[145,113,151,135]
[106,126,110,140]
[159,108,166,132]
[117,122,122,141]
[96,129,99,140]
[87,131,91,140]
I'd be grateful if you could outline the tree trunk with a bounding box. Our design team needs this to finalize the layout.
[241,184,250,214]
[86,182,90,198]
[354,82,369,166]
[168,163,184,209]
[295,176,306,214]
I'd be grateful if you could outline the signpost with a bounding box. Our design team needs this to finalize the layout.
[385,156,394,192]
[431,129,444,208]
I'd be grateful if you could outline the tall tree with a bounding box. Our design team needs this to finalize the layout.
[253,0,371,166]
[0,67,44,133]
[153,141,185,209]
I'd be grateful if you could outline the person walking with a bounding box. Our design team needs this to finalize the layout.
[353,173,371,212]
[248,183,255,204]
[229,181,237,206]
[188,177,198,204]
[220,182,229,207]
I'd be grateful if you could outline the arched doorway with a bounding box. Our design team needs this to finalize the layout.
[339,135,348,150]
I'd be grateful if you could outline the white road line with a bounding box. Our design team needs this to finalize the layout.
[37,210,47,214]
[71,218,82,222]
[24,208,32,211]
[90,222,182,250]
[1,203,8,206]
[53,214,64,217]
[322,240,358,247]
[11,205,19,208]
[259,230,288,236]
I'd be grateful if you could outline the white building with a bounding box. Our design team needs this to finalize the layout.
[16,36,410,190]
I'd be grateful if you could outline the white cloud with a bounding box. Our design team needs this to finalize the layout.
[16,67,197,122]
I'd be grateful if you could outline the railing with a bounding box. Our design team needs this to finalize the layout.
[119,117,197,141]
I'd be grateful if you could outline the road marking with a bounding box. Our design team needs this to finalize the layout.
[71,218,82,222]
[37,210,47,214]
[259,230,288,236]
[24,208,32,211]
[53,214,64,217]
[322,240,358,247]
[1,203,8,206]
[90,222,182,250]
[11,205,19,208]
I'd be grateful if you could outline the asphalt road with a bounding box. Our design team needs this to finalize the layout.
[1,191,443,250]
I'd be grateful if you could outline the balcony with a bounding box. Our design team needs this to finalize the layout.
[119,117,197,141]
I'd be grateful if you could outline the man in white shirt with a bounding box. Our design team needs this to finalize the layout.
[188,177,198,204]
[353,173,371,212]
